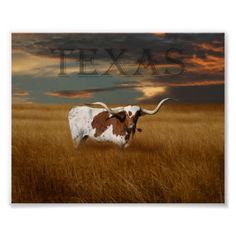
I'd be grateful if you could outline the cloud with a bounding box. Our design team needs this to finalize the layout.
[45,84,136,99]
[46,91,93,99]
[136,86,167,101]
[169,84,224,103]
[13,91,29,96]
[12,49,59,77]
[186,53,224,73]
[12,49,79,77]
[154,33,166,38]
[12,88,31,104]
[194,42,224,53]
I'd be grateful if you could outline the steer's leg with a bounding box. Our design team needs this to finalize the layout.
[122,143,129,149]
[73,137,82,149]
[81,135,88,144]
[121,140,130,149]
[73,135,88,149]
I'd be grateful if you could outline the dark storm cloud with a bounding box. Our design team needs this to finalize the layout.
[12,33,224,61]
[12,33,224,77]
[170,84,224,103]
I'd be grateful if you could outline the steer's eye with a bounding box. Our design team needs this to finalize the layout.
[114,111,126,121]
[118,113,126,121]
[137,110,141,117]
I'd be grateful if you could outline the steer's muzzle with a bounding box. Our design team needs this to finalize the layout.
[125,125,136,138]
[125,127,133,133]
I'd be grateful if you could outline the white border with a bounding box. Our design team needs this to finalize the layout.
[1,1,235,236]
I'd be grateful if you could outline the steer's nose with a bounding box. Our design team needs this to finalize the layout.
[129,124,135,129]
[125,125,135,133]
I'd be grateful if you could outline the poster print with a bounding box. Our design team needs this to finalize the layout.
[12,33,224,203]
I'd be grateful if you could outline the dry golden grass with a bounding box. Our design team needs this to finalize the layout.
[12,103,224,203]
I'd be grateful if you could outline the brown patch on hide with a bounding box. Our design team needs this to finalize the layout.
[91,111,136,138]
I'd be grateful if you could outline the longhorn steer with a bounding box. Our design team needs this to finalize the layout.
[68,98,174,148]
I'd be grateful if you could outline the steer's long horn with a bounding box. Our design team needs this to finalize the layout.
[85,102,123,114]
[140,98,176,115]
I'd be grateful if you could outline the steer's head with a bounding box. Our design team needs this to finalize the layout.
[110,105,142,137]
[87,98,175,139]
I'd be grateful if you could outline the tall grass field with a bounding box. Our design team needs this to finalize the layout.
[12,103,224,203]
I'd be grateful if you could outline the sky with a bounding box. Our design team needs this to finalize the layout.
[12,33,224,104]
